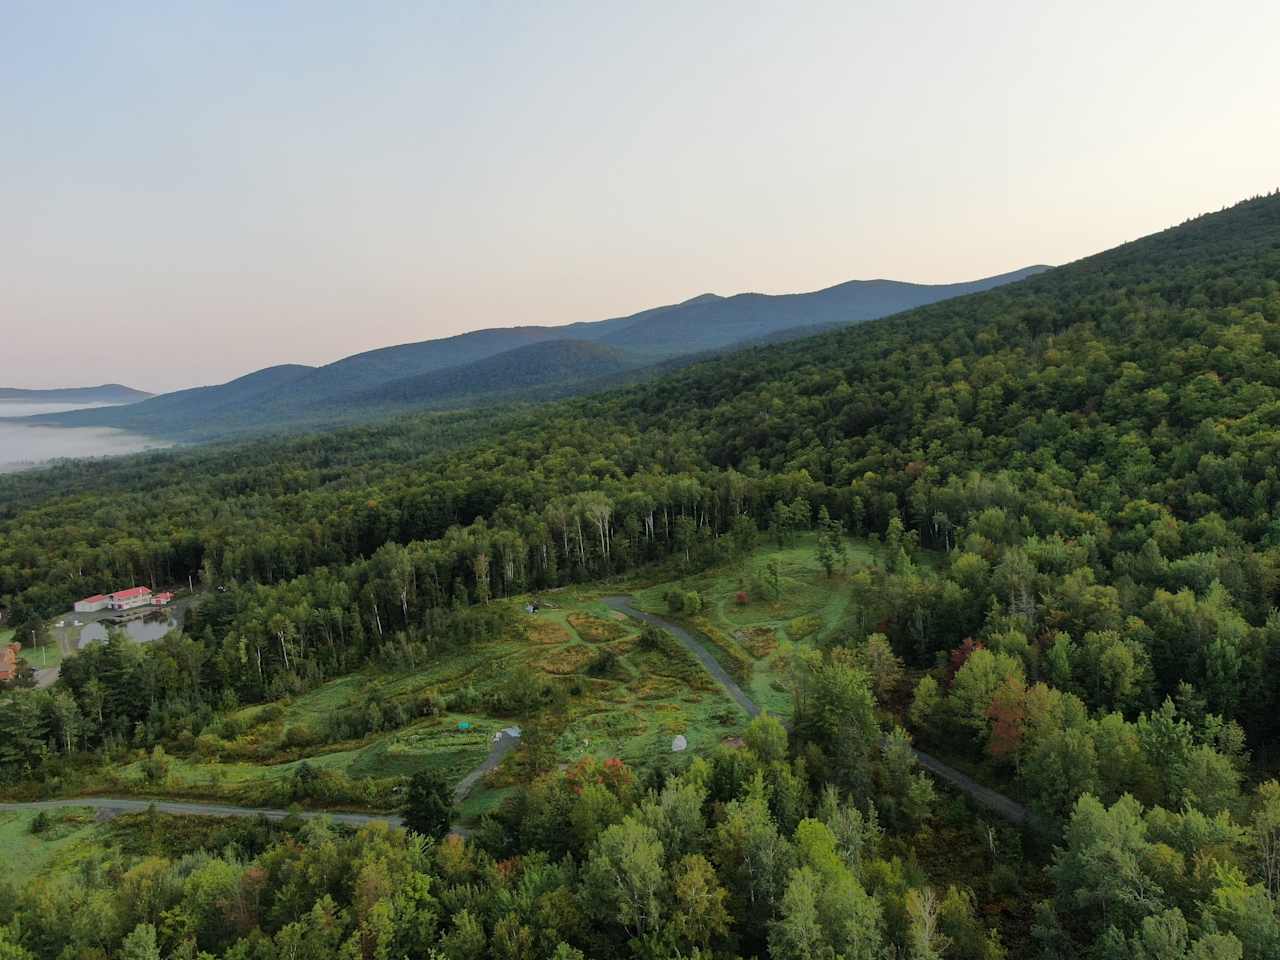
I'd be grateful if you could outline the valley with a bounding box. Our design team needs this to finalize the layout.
[0,399,165,473]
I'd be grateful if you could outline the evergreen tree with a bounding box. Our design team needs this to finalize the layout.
[403,768,453,839]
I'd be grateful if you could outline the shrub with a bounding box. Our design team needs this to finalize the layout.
[415,690,446,717]
[281,724,318,750]
[256,703,286,724]
[587,648,621,678]
[664,589,703,615]
[447,686,481,712]
[787,615,823,641]
[140,746,170,785]
[638,625,663,651]
[215,715,244,739]
[735,591,750,606]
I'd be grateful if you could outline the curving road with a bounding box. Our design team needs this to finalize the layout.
[602,596,760,718]
[910,750,1027,825]
[602,596,1029,827]
[1,603,1028,829]
[0,796,403,828]
[453,729,520,803]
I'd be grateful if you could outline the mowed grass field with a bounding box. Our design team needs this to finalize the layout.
[18,637,67,672]
[0,807,103,886]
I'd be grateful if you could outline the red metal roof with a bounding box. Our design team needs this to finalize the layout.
[79,594,108,603]
[110,587,152,600]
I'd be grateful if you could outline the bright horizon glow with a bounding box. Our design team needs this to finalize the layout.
[4,1,1278,392]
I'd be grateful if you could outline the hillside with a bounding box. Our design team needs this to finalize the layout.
[350,339,641,408]
[34,265,1046,439]
[21,364,316,435]
[0,383,151,405]
[598,265,1050,353]
[6,195,1280,960]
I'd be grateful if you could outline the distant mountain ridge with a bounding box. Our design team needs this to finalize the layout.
[0,383,152,405]
[595,267,1052,354]
[353,340,640,408]
[32,264,1049,439]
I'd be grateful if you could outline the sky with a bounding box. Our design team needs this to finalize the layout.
[3,1,1278,393]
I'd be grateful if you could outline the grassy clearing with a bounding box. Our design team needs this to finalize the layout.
[116,583,748,813]
[19,637,67,672]
[565,612,629,643]
[117,713,494,793]
[73,533,895,816]
[0,623,68,672]
[630,533,885,720]
[0,807,103,885]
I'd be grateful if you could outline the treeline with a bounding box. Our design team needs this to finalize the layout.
[0,598,520,779]
[3,193,1280,954]
[4,695,1280,959]
[0,667,1011,960]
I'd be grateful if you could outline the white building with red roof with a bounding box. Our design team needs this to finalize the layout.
[108,586,152,611]
[74,594,110,613]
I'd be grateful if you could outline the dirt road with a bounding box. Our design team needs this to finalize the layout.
[603,596,1030,826]
[0,796,402,828]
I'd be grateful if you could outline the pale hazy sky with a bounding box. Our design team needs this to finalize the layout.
[4,1,1278,392]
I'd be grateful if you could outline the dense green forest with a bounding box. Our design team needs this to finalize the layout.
[2,193,1280,959]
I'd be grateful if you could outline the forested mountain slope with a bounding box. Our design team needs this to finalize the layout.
[598,265,1050,353]
[32,266,1046,439]
[3,194,1280,960]
[349,339,642,408]
[14,363,316,435]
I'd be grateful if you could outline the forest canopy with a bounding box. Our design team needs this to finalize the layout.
[2,192,1280,959]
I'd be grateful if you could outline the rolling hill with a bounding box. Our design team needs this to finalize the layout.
[0,383,152,405]
[32,264,1048,439]
[596,267,1051,354]
[350,339,641,408]
[22,365,316,436]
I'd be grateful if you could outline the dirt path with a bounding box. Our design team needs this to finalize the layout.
[453,729,520,803]
[0,797,403,828]
[603,596,1029,826]
[601,596,760,718]
[0,726,522,832]
[910,751,1027,825]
